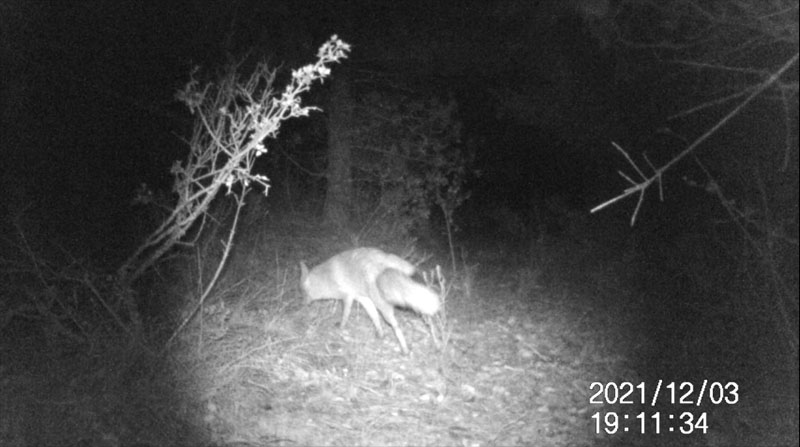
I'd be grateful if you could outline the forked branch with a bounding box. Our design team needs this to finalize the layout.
[592,53,798,225]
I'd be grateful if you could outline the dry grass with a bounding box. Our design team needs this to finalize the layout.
[160,242,636,447]
[1,226,796,446]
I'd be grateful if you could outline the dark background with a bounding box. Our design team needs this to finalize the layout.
[7,1,793,260]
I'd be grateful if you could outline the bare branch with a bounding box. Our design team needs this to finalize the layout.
[118,36,350,284]
[593,52,798,224]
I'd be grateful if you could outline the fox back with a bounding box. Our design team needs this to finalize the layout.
[299,247,439,354]
[300,247,415,302]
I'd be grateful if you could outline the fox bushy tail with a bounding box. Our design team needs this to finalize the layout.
[376,268,440,315]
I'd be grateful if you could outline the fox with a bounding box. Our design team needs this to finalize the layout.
[299,247,440,354]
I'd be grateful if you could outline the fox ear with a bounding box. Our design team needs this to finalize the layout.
[300,261,309,279]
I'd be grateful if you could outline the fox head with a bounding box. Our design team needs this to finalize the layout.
[299,260,335,303]
[299,258,352,304]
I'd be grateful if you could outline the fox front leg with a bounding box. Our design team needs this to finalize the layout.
[354,295,385,339]
[339,296,354,328]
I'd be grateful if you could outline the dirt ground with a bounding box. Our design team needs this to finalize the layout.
[1,239,798,446]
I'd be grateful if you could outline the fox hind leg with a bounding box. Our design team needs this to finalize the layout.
[373,299,409,355]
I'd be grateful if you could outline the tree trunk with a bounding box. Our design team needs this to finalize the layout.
[323,72,353,227]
